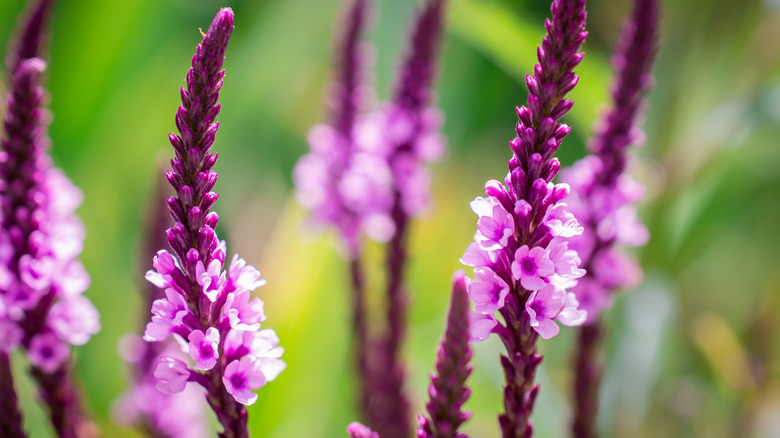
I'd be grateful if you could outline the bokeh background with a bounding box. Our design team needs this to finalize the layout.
[1,0,780,436]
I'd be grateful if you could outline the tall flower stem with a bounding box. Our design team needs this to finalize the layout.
[161,9,246,438]
[30,363,96,438]
[0,352,26,438]
[480,2,589,436]
[2,1,100,435]
[567,1,658,436]
[571,320,603,438]
[349,256,370,412]
[369,2,447,436]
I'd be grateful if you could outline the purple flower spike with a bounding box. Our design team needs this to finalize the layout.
[293,1,375,424]
[417,271,473,438]
[363,1,449,436]
[293,0,374,253]
[562,0,659,437]
[1,1,100,436]
[458,0,588,436]
[142,8,284,438]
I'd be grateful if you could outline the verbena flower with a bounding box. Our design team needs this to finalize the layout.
[293,0,375,253]
[458,0,588,435]
[0,1,99,435]
[417,271,473,438]
[141,9,284,438]
[565,1,659,437]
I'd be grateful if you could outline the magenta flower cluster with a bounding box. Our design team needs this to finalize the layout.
[0,58,99,372]
[462,177,587,340]
[561,157,648,317]
[293,6,446,251]
[140,9,284,418]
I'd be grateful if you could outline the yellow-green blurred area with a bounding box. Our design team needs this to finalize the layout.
[1,0,780,436]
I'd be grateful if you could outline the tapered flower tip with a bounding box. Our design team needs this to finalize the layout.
[6,0,56,71]
[451,269,471,314]
[206,8,234,44]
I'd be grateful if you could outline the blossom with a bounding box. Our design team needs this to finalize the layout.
[154,357,190,394]
[472,199,515,251]
[512,245,555,291]
[188,328,220,370]
[468,312,497,343]
[222,356,267,406]
[46,295,101,346]
[468,267,509,314]
[525,284,586,340]
[457,0,589,433]
[27,333,70,373]
[223,290,266,331]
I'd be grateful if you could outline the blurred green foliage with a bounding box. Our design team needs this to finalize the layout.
[1,0,780,436]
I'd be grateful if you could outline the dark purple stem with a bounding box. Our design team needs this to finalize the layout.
[369,203,410,438]
[0,352,27,438]
[591,0,659,185]
[369,2,447,436]
[417,272,473,438]
[331,0,374,422]
[571,1,658,436]
[30,363,98,438]
[572,320,604,438]
[349,256,371,418]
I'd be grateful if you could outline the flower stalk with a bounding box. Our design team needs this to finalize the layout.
[459,1,589,437]
[1,1,100,436]
[563,0,659,436]
[417,271,473,438]
[142,9,285,438]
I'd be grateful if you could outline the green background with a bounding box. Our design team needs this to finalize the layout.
[1,0,779,436]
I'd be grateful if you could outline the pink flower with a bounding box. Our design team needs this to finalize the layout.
[525,285,566,339]
[512,245,555,290]
[546,240,585,278]
[196,259,226,302]
[46,295,100,345]
[28,333,70,373]
[468,267,509,313]
[144,288,189,342]
[543,202,583,238]
[188,328,220,370]
[471,197,515,251]
[227,255,266,292]
[18,254,54,292]
[347,422,379,438]
[459,242,497,268]
[56,261,90,298]
[469,312,497,343]
[0,320,22,352]
[525,284,586,339]
[223,290,266,330]
[154,357,190,394]
[223,356,267,405]
[556,292,588,327]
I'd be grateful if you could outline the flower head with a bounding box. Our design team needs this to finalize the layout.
[222,356,267,406]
